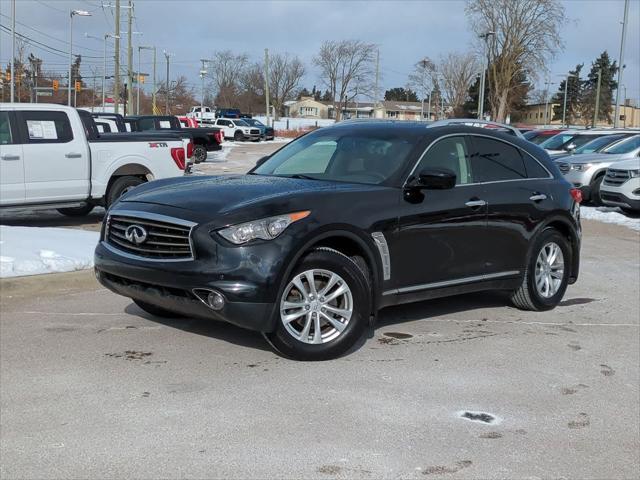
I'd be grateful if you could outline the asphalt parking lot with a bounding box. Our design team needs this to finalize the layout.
[1,141,639,479]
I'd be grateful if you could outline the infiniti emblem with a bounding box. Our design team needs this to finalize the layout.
[125,225,148,245]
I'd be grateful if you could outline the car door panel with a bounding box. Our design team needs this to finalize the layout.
[391,135,488,291]
[0,111,25,205]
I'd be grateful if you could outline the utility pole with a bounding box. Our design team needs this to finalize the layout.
[613,0,629,128]
[562,73,570,128]
[127,0,133,115]
[10,0,15,102]
[114,0,120,113]
[137,46,141,114]
[151,47,156,113]
[593,68,602,128]
[264,48,270,127]
[374,49,380,116]
[164,51,171,114]
[200,59,208,113]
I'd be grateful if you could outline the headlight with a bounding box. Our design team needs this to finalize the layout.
[217,211,310,245]
[570,163,595,171]
[629,169,640,178]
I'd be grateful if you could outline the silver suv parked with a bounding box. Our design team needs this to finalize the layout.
[556,135,640,205]
[600,158,640,213]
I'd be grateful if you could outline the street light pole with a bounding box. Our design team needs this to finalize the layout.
[164,51,171,114]
[68,10,91,107]
[200,59,208,114]
[10,0,15,102]
[477,30,495,119]
[137,46,141,114]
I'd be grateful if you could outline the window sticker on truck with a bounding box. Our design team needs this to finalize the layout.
[148,142,168,148]
[27,120,58,140]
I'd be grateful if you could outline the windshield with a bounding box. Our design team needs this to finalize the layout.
[574,134,626,154]
[540,133,576,149]
[244,119,262,126]
[603,135,640,154]
[235,120,249,127]
[253,129,419,185]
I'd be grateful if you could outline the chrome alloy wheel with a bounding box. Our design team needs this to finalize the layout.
[280,269,353,344]
[535,242,565,298]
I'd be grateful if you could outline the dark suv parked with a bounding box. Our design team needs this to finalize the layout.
[95,122,582,360]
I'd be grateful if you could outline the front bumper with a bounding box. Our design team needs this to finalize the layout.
[600,179,640,211]
[93,215,289,333]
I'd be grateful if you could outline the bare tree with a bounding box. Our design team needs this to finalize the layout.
[269,53,305,119]
[408,57,437,101]
[466,0,567,122]
[207,50,249,107]
[439,52,478,117]
[314,40,376,121]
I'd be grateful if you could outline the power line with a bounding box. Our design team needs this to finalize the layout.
[0,24,103,59]
[34,0,67,14]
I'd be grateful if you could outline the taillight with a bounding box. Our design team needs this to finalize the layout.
[171,147,186,170]
[570,188,583,204]
[187,141,194,159]
[215,130,223,144]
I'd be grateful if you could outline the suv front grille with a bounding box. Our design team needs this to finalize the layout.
[557,162,570,174]
[105,212,195,261]
[603,168,631,187]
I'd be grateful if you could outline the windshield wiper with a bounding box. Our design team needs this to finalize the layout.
[284,174,319,180]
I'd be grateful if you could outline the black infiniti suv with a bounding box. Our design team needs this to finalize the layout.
[95,121,582,360]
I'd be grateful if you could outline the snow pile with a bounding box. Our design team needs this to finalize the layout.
[580,206,640,231]
[205,141,237,162]
[0,226,100,278]
[253,116,335,131]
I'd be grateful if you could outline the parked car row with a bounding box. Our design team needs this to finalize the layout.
[522,127,640,212]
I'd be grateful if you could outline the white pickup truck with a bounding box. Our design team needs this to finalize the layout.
[186,106,216,125]
[0,103,191,216]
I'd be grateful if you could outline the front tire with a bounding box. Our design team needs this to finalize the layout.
[589,174,605,206]
[233,130,243,141]
[511,228,571,311]
[265,248,370,361]
[106,176,145,207]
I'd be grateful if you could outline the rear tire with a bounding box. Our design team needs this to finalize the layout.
[193,144,207,163]
[133,299,180,318]
[106,176,145,207]
[57,203,94,216]
[265,248,370,361]
[511,228,571,311]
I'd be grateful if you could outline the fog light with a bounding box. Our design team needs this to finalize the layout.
[207,291,225,310]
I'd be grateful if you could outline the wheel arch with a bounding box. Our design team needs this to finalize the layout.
[533,215,580,283]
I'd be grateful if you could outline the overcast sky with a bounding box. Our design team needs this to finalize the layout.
[1,0,638,105]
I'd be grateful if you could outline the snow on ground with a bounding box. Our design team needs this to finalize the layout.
[254,116,335,131]
[581,206,640,231]
[0,226,99,278]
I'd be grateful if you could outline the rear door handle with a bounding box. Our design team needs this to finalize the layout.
[1,154,20,161]
[529,193,548,202]
[465,199,487,208]
[65,152,82,159]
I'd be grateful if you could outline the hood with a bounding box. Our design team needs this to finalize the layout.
[608,158,640,170]
[117,174,381,223]
[563,152,616,165]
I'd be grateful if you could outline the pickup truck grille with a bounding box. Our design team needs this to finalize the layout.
[250,129,260,135]
[557,162,570,174]
[105,213,195,261]
[603,168,631,187]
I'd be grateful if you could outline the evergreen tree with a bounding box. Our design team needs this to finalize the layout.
[297,87,311,99]
[321,89,332,102]
[580,51,617,126]
[384,87,418,102]
[462,74,488,117]
[551,64,583,125]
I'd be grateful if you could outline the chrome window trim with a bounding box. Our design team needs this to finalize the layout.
[103,209,197,263]
[404,133,553,189]
[383,270,520,296]
[371,232,391,281]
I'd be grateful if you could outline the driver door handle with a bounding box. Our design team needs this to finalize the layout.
[1,154,20,161]
[529,193,548,202]
[65,152,82,159]
[465,199,487,208]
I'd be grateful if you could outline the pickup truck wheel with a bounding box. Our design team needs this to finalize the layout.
[133,299,181,318]
[106,176,145,207]
[57,203,95,217]
[233,131,243,142]
[193,144,207,163]
[264,248,370,361]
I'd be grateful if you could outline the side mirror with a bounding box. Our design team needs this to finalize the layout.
[256,156,269,167]
[408,168,456,190]
[565,143,576,152]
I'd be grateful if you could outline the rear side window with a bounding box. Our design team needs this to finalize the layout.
[415,136,473,185]
[522,154,550,179]
[471,136,527,182]
[0,111,14,144]
[138,118,155,131]
[19,111,74,144]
